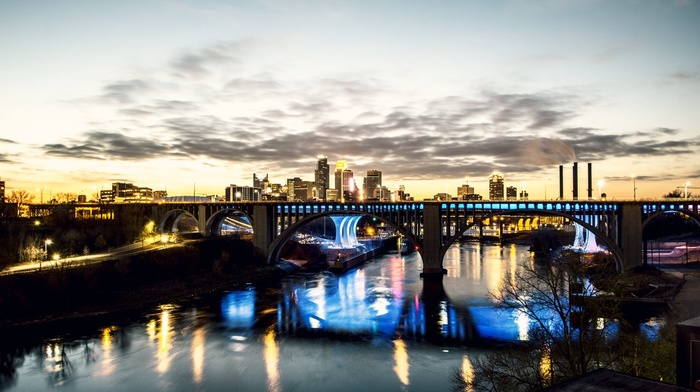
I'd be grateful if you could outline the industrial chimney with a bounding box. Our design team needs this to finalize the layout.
[587,163,593,200]
[572,162,579,200]
[559,165,564,200]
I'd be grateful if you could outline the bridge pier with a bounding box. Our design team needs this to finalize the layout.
[252,204,275,261]
[420,203,447,279]
[620,203,643,271]
[197,205,207,234]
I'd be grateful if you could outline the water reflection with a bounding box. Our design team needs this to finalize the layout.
[43,343,73,386]
[156,306,175,375]
[96,327,116,377]
[460,354,474,392]
[0,243,585,392]
[191,327,205,384]
[263,327,281,392]
[393,338,409,388]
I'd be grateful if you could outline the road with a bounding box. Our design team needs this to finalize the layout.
[0,236,180,276]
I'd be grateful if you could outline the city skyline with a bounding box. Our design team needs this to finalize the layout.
[2,1,699,201]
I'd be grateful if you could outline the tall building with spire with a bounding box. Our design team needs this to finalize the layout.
[314,157,329,201]
[489,170,505,200]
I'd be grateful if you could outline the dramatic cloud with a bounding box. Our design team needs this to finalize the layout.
[37,40,700,185]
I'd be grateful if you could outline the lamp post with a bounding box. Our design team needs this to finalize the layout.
[42,239,52,271]
[631,175,637,201]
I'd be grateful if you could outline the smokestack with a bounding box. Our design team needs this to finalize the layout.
[559,165,564,200]
[572,162,578,200]
[587,163,593,200]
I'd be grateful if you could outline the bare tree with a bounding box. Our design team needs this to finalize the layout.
[455,254,677,391]
[7,189,35,208]
[459,255,624,391]
[20,234,44,263]
[53,192,78,203]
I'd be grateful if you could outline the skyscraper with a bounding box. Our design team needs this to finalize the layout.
[334,160,355,201]
[489,171,505,200]
[314,157,329,201]
[334,160,347,192]
[364,170,382,200]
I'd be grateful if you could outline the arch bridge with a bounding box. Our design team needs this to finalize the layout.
[149,200,700,277]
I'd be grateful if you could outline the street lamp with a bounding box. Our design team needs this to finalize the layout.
[631,175,637,201]
[42,239,52,271]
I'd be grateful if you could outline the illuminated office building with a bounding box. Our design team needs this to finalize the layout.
[506,186,517,200]
[489,171,505,200]
[364,170,382,200]
[334,160,356,201]
[457,184,474,200]
[314,157,329,201]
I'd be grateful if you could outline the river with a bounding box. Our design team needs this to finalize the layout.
[0,243,593,391]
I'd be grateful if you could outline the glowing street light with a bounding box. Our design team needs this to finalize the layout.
[44,239,52,258]
[41,239,52,271]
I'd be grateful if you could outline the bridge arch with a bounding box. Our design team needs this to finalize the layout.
[158,209,200,235]
[442,209,624,271]
[204,208,254,237]
[642,208,700,231]
[266,210,420,264]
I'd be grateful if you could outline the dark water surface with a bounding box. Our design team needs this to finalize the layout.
[2,243,537,391]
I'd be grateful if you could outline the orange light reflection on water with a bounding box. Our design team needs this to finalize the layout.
[192,327,205,384]
[393,338,409,387]
[263,327,281,392]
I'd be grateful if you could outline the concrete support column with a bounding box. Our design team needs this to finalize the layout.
[620,203,643,271]
[420,203,445,278]
[197,205,207,234]
[253,204,275,260]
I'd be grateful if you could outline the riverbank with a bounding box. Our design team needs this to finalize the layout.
[0,238,286,334]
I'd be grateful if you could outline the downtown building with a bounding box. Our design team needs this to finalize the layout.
[334,160,357,201]
[506,186,517,200]
[457,184,482,200]
[286,177,317,201]
[314,157,330,201]
[363,170,384,200]
[100,182,153,203]
[489,171,505,200]
[225,184,262,201]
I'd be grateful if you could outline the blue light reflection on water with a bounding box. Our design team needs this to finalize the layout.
[283,265,405,337]
[1,242,664,391]
[221,287,256,330]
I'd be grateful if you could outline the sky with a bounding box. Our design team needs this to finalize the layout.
[1,0,699,201]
